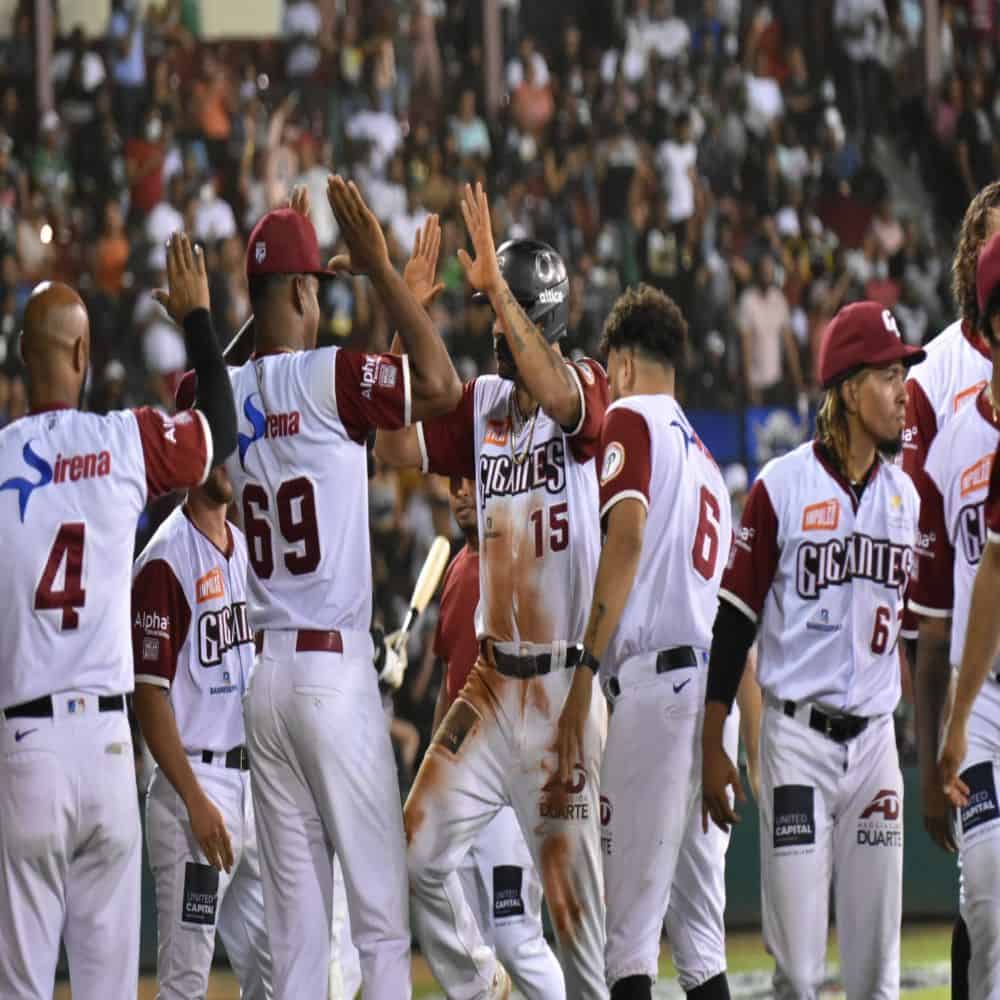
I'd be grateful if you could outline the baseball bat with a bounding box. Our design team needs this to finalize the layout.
[223,313,254,359]
[393,536,452,650]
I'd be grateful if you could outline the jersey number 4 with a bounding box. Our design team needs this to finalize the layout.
[243,478,320,579]
[35,523,87,630]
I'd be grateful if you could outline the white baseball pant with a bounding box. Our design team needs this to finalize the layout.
[458,805,566,999]
[405,659,608,1000]
[328,806,564,1000]
[602,651,729,989]
[245,630,411,1000]
[955,731,1000,999]
[665,710,738,992]
[145,761,271,998]
[329,855,362,1000]
[759,701,902,1000]
[0,697,140,1000]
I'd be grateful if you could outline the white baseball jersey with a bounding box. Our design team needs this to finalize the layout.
[901,319,991,637]
[0,404,210,710]
[416,360,609,646]
[131,504,255,751]
[596,394,731,669]
[721,440,919,716]
[910,390,1000,742]
[224,347,410,632]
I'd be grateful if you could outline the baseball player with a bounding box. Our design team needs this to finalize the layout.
[226,176,461,999]
[0,239,236,999]
[435,473,566,999]
[918,233,1000,997]
[702,301,924,999]
[552,285,731,1000]
[132,377,270,999]
[905,181,1000,989]
[376,182,610,999]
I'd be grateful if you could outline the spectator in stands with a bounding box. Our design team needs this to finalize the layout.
[656,110,698,242]
[106,0,147,137]
[92,199,130,298]
[125,106,166,223]
[739,252,803,406]
[450,89,491,162]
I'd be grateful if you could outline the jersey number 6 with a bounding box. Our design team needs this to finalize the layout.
[242,478,321,579]
[692,486,722,581]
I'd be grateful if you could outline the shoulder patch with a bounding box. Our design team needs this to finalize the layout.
[600,442,625,485]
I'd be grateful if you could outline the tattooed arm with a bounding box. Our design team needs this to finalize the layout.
[555,498,647,781]
[457,182,581,427]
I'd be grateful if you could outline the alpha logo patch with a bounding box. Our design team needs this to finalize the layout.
[182,862,219,926]
[773,785,815,849]
[960,762,999,835]
[492,865,525,921]
[600,443,625,486]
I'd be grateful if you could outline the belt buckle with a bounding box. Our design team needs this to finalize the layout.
[239,747,248,770]
[822,714,833,738]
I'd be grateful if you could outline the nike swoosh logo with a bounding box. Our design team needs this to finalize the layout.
[14,728,38,742]
[673,679,692,694]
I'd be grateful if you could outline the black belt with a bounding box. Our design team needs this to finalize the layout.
[605,646,699,700]
[3,693,125,720]
[199,746,250,771]
[783,700,869,743]
[656,646,698,672]
[491,644,583,679]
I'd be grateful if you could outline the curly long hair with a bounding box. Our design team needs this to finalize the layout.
[952,180,1000,330]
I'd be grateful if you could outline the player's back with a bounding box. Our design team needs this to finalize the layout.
[226,348,380,632]
[0,408,150,708]
[601,394,730,666]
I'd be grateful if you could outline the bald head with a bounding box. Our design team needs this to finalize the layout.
[21,281,90,409]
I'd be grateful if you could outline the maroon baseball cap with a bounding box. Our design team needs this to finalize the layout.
[245,208,337,280]
[976,232,1000,318]
[818,301,925,389]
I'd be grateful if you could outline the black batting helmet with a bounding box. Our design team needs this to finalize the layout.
[474,238,570,343]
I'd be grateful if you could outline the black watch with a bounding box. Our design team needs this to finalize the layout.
[580,649,600,674]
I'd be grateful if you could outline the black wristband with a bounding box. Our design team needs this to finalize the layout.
[706,600,758,711]
[580,649,600,674]
[182,308,237,468]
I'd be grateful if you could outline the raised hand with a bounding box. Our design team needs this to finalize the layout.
[456,182,502,296]
[403,214,446,308]
[326,175,391,278]
[152,232,210,325]
[288,183,310,218]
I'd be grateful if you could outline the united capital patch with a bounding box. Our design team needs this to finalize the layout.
[181,862,219,926]
[773,785,815,849]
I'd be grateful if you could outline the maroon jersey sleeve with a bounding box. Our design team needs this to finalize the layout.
[565,358,610,463]
[134,406,210,499]
[132,559,192,688]
[334,351,411,443]
[418,380,477,479]
[718,478,780,623]
[902,379,937,479]
[909,475,955,617]
[987,441,1000,542]
[434,548,481,701]
[598,406,652,520]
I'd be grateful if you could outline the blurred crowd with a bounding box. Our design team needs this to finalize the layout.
[0,0,997,770]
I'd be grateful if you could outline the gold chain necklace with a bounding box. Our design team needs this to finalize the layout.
[509,392,539,466]
[987,383,999,424]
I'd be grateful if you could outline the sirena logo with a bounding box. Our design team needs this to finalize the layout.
[1,440,111,522]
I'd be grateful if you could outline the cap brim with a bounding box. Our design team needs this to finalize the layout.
[821,342,926,389]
